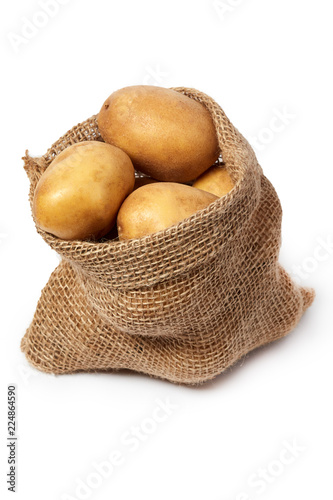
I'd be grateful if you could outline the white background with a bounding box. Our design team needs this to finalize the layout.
[1,1,332,499]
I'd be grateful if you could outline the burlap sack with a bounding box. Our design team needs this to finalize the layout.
[21,87,315,384]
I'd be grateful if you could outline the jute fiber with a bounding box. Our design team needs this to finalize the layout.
[21,88,315,384]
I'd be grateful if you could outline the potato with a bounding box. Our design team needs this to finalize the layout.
[98,85,219,183]
[193,165,234,197]
[33,141,135,240]
[117,182,218,240]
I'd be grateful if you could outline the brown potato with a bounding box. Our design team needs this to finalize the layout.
[33,141,135,240]
[117,182,218,240]
[193,165,234,197]
[98,85,219,183]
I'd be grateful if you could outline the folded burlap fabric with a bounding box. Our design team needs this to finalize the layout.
[21,88,315,384]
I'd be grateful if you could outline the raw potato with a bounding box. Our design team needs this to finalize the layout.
[193,165,234,197]
[33,141,135,240]
[117,182,218,240]
[98,85,219,183]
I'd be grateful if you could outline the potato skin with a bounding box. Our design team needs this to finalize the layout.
[117,182,218,240]
[192,165,234,198]
[98,86,219,183]
[33,141,135,240]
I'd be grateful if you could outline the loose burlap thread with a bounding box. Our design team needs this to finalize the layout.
[21,88,315,384]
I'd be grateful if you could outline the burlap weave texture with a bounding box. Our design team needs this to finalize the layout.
[21,88,315,384]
